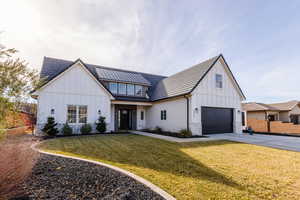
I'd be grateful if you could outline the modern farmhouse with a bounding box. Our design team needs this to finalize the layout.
[32,54,246,135]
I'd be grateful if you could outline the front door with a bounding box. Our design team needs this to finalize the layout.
[119,109,132,130]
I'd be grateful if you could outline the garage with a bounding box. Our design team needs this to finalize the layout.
[201,107,233,134]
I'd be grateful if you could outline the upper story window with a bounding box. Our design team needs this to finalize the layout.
[107,82,147,97]
[109,82,118,94]
[127,84,135,96]
[216,74,223,88]
[135,85,143,96]
[118,83,127,95]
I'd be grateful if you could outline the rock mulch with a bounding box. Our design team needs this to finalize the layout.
[22,154,165,200]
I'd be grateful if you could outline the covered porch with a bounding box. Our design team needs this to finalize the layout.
[111,101,152,131]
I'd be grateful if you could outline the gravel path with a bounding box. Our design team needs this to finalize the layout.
[22,154,165,200]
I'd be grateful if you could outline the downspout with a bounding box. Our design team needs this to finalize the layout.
[185,96,190,131]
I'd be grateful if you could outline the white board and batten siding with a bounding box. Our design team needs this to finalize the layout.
[190,59,243,135]
[145,98,187,132]
[36,62,112,134]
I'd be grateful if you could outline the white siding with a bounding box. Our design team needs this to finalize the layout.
[137,106,146,130]
[146,98,187,132]
[190,60,243,135]
[36,62,112,133]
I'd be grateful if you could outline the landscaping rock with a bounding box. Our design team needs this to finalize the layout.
[22,154,165,200]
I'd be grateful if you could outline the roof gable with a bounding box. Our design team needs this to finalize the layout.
[151,54,246,101]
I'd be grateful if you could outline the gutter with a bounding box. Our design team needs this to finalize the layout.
[185,95,190,131]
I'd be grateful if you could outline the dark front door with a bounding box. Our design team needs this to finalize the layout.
[120,109,129,129]
[202,107,233,134]
[119,109,132,130]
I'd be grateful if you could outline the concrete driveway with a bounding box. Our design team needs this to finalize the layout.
[208,133,300,152]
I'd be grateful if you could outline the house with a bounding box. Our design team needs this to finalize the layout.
[31,54,246,135]
[242,100,300,125]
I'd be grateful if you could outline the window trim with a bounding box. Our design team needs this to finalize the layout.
[67,105,88,124]
[216,74,223,88]
[160,110,167,120]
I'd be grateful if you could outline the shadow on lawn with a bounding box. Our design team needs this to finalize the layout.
[43,135,244,191]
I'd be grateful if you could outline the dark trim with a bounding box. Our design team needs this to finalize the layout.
[32,58,114,97]
[218,55,246,99]
[190,55,221,94]
[152,94,189,102]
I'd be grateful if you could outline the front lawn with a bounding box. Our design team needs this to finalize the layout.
[39,134,300,200]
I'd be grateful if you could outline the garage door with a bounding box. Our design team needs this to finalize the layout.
[201,107,233,134]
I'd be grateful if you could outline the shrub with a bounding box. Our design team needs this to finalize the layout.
[42,116,58,136]
[80,123,92,135]
[155,126,163,133]
[62,123,73,135]
[95,116,106,133]
[0,135,39,199]
[179,129,192,138]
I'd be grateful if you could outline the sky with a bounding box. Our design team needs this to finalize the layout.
[1,0,300,103]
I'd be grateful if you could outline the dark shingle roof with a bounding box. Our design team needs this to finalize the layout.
[150,55,219,100]
[39,55,244,102]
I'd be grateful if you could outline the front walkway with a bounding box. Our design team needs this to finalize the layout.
[132,131,300,152]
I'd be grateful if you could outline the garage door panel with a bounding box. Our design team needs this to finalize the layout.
[202,107,233,134]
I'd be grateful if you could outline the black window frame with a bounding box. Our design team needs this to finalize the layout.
[141,111,144,120]
[160,110,167,120]
[216,74,223,88]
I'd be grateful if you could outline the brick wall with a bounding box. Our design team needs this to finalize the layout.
[247,118,268,132]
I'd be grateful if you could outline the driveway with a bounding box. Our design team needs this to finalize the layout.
[208,133,300,152]
[133,131,300,152]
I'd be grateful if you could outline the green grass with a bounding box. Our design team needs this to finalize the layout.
[39,134,300,200]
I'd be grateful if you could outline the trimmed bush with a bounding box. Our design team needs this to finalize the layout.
[154,126,162,133]
[95,116,106,133]
[42,117,58,136]
[80,123,92,135]
[62,123,73,135]
[179,129,192,138]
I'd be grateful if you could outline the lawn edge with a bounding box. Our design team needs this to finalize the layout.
[31,140,176,200]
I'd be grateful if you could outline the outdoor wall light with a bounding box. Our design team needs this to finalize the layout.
[98,109,101,115]
[194,107,199,112]
[51,108,55,115]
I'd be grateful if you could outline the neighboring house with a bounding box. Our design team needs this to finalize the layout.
[31,54,246,135]
[242,100,300,125]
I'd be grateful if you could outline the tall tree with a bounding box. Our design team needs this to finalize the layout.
[0,45,41,132]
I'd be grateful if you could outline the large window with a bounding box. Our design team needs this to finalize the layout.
[109,82,118,94]
[67,105,87,123]
[67,105,77,123]
[79,106,87,123]
[135,85,143,96]
[118,83,127,95]
[216,74,223,88]
[127,84,135,96]
[108,82,146,97]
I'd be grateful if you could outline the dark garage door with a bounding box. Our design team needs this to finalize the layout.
[202,107,233,134]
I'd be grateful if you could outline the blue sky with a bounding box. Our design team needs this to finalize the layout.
[1,0,300,103]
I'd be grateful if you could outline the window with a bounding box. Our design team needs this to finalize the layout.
[135,85,143,96]
[141,111,144,120]
[67,105,77,123]
[161,110,167,120]
[127,84,135,96]
[118,83,127,95]
[109,82,118,94]
[67,105,88,123]
[79,106,87,123]
[216,74,223,88]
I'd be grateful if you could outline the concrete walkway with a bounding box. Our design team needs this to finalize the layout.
[132,131,300,152]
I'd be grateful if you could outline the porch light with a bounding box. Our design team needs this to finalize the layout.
[194,107,199,113]
[51,108,55,115]
[98,109,101,115]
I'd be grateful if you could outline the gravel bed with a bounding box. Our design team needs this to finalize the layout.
[21,154,165,200]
